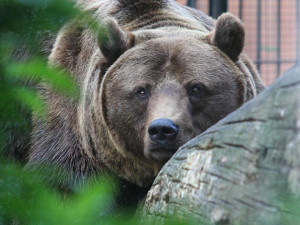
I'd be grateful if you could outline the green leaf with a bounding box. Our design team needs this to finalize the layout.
[9,87,46,118]
[5,59,80,100]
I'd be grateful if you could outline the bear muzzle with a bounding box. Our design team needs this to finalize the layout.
[148,118,179,145]
[146,118,180,161]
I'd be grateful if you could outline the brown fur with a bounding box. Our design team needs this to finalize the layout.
[27,0,264,189]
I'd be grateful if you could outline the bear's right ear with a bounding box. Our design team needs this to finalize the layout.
[98,18,135,64]
[207,13,245,62]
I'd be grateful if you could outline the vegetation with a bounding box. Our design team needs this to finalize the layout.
[0,1,134,224]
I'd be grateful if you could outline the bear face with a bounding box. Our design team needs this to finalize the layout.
[101,37,243,165]
[74,12,263,187]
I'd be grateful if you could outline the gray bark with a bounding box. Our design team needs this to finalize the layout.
[141,66,300,225]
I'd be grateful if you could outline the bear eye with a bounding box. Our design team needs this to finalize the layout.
[188,85,202,97]
[136,87,149,99]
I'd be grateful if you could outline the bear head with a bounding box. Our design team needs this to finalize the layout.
[76,13,261,186]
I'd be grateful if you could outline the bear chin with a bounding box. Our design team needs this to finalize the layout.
[145,146,179,162]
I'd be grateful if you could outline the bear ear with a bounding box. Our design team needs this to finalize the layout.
[207,13,245,61]
[98,18,135,64]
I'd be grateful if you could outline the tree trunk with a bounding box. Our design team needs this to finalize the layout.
[141,66,300,225]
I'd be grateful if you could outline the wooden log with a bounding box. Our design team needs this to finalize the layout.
[142,66,300,225]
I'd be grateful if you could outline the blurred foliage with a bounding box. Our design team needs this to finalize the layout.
[0,0,138,224]
[0,163,116,225]
[0,0,80,160]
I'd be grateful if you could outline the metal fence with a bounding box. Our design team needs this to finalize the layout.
[178,0,299,85]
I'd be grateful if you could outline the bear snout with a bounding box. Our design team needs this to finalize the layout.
[145,118,181,162]
[148,118,179,146]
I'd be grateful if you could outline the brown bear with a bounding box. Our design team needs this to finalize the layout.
[26,0,264,204]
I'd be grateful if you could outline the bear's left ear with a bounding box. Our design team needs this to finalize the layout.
[207,13,245,61]
[98,18,135,64]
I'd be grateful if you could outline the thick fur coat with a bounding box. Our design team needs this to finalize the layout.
[27,0,264,193]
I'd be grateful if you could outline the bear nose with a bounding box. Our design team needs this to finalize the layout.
[148,119,179,145]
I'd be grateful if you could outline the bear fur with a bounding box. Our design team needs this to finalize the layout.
[26,0,264,194]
